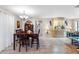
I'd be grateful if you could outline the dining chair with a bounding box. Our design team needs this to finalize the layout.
[31,29,40,49]
[15,29,22,46]
[19,34,28,52]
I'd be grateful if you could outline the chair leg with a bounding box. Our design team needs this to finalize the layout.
[22,42,23,47]
[19,43,21,52]
[31,38,34,48]
[37,38,39,49]
[28,39,30,46]
[16,41,17,47]
[26,41,27,52]
[26,44,27,52]
[27,37,30,46]
[38,39,40,47]
[37,45,38,49]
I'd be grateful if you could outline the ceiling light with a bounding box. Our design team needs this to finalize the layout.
[19,10,29,21]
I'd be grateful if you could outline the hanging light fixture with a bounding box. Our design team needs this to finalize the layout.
[19,10,29,21]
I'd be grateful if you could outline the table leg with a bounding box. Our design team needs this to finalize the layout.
[13,34,15,50]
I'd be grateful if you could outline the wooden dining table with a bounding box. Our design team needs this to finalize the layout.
[13,31,34,50]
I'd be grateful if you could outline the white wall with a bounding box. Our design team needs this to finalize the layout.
[0,8,15,51]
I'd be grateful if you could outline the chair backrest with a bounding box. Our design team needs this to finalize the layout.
[33,29,40,38]
[38,29,40,36]
[16,29,23,38]
[16,29,22,33]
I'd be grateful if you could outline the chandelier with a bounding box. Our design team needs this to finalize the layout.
[19,10,29,21]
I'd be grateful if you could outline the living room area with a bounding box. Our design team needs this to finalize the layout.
[0,5,79,54]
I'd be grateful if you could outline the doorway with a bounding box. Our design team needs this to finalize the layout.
[49,17,65,38]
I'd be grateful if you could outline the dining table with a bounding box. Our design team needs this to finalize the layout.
[13,31,34,50]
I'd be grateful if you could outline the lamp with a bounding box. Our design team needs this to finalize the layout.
[19,10,29,21]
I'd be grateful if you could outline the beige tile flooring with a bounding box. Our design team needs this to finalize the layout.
[0,37,79,54]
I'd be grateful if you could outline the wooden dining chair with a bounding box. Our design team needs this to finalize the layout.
[31,29,40,49]
[15,29,22,46]
[19,34,28,52]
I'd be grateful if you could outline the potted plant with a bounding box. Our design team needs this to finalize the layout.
[61,25,65,29]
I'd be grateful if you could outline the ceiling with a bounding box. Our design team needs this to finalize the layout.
[0,5,79,18]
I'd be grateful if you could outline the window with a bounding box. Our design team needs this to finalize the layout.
[75,21,79,31]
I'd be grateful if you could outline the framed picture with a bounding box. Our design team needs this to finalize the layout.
[17,20,20,28]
